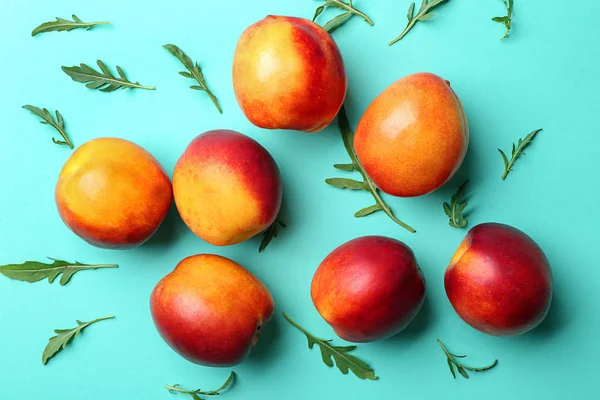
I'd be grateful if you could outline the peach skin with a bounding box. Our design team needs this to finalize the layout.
[354,72,469,197]
[232,15,347,132]
[445,223,553,336]
[150,254,275,366]
[311,236,426,342]
[55,138,172,249]
[173,130,282,246]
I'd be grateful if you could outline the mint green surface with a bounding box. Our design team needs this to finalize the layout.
[1,1,598,398]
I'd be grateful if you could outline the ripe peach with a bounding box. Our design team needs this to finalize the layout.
[55,138,172,249]
[232,15,347,132]
[150,254,274,366]
[173,130,282,246]
[354,72,469,197]
[445,223,553,336]
[311,236,426,342]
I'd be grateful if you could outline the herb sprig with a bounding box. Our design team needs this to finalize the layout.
[0,258,117,285]
[437,339,498,379]
[32,15,109,37]
[163,44,222,113]
[492,0,513,40]
[22,105,74,149]
[389,0,450,46]
[327,106,415,232]
[282,312,377,380]
[498,128,542,180]
[259,218,286,253]
[443,180,470,228]
[166,372,235,400]
[62,60,155,92]
[42,315,114,365]
[313,0,374,33]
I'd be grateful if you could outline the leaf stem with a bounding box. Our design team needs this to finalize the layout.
[333,0,374,25]
[388,18,417,45]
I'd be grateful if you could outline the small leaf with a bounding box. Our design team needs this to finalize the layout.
[457,366,470,379]
[417,13,435,21]
[62,61,155,91]
[42,315,114,365]
[447,358,457,379]
[32,15,109,36]
[333,163,355,171]
[166,372,235,399]
[282,312,377,380]
[325,178,367,190]
[499,129,543,180]
[0,258,118,285]
[354,204,381,217]
[407,2,416,20]
[259,218,286,253]
[492,16,509,22]
[313,5,326,21]
[323,12,353,33]
[437,339,498,380]
[443,180,470,229]
[164,44,222,113]
[23,105,74,149]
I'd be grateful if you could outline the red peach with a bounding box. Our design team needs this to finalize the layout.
[311,236,426,342]
[445,223,553,336]
[150,254,274,366]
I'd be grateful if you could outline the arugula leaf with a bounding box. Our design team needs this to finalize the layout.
[389,0,451,45]
[166,372,235,399]
[327,106,415,232]
[32,15,109,37]
[42,315,114,365]
[62,60,155,92]
[259,219,286,253]
[437,339,498,379]
[22,105,74,149]
[443,180,470,228]
[492,0,513,40]
[282,312,377,380]
[313,0,373,33]
[0,258,117,285]
[163,44,222,113]
[498,128,543,180]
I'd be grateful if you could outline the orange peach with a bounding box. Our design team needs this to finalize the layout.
[55,138,172,249]
[150,254,274,366]
[232,15,347,132]
[354,73,469,197]
[173,130,282,246]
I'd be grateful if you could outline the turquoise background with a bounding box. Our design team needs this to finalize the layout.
[1,0,598,398]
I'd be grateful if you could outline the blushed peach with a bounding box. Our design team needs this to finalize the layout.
[232,15,347,132]
[173,130,282,246]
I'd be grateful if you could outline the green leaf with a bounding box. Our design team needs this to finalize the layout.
[282,312,378,380]
[499,129,543,180]
[443,180,470,229]
[31,14,109,37]
[0,258,118,285]
[62,60,155,91]
[163,44,222,113]
[437,339,498,380]
[166,372,236,399]
[22,105,74,149]
[259,218,286,253]
[389,0,450,46]
[327,106,416,232]
[326,177,367,190]
[354,204,381,217]
[42,315,114,365]
[313,0,374,33]
[492,0,513,40]
[407,2,415,20]
[333,163,355,171]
